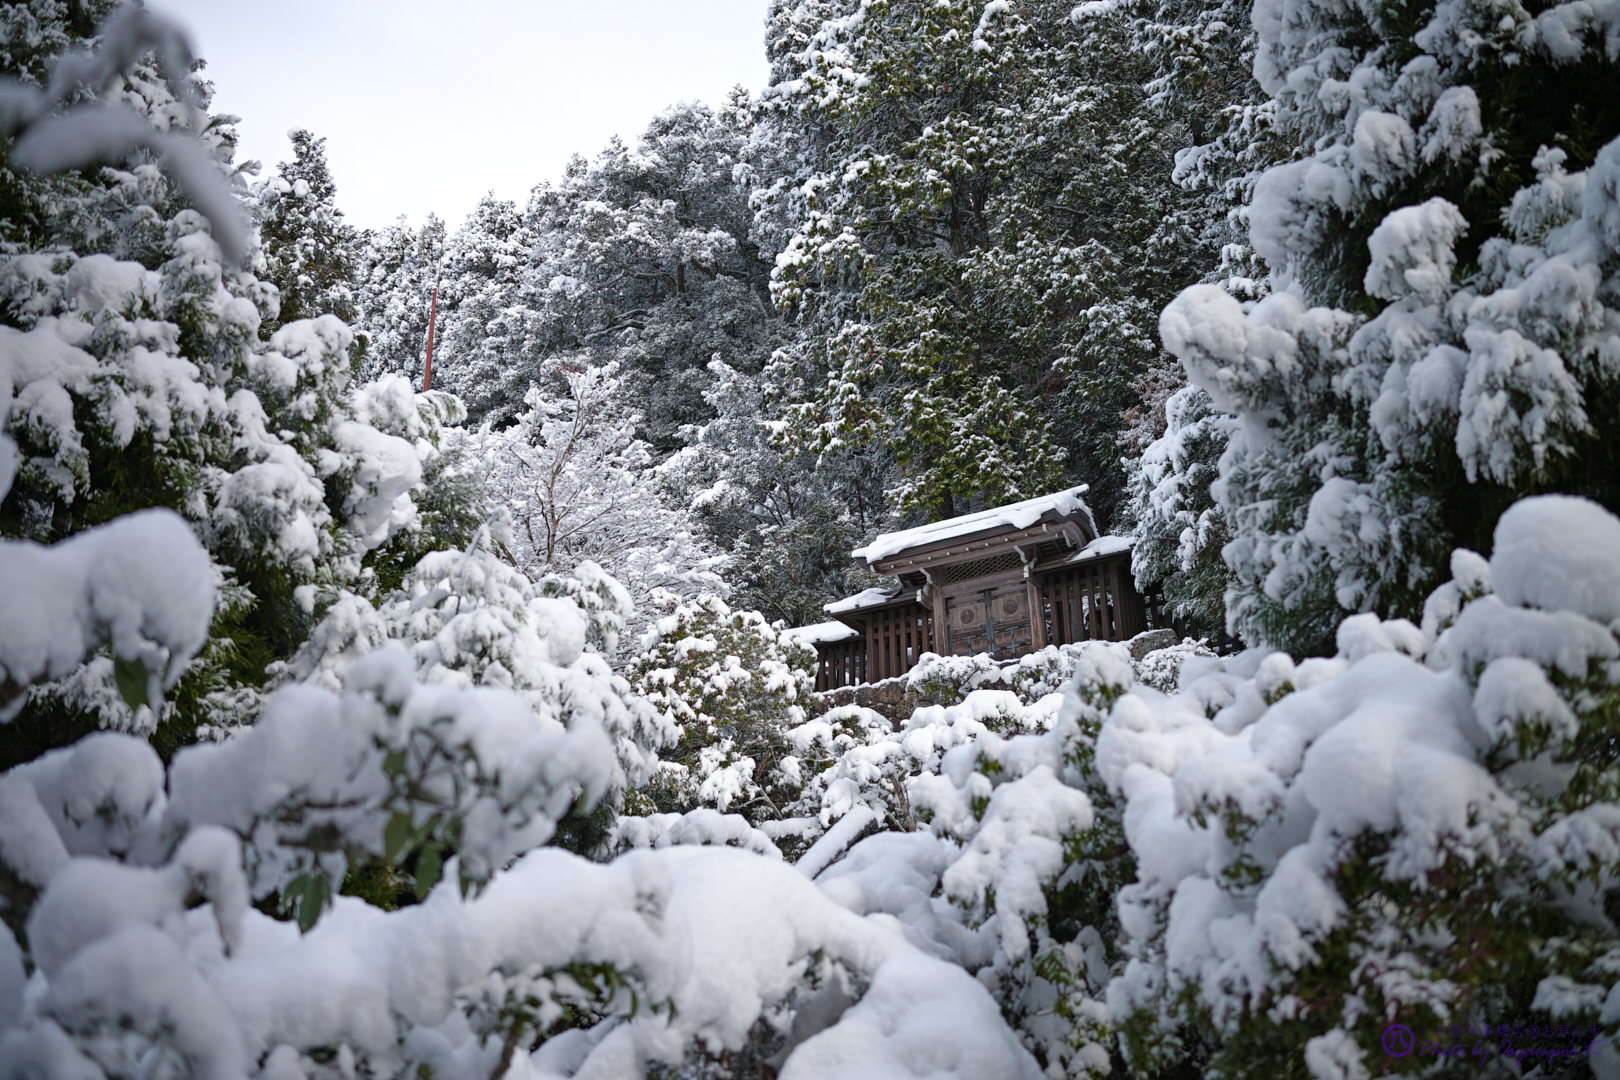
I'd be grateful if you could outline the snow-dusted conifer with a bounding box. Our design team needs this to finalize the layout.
[1150,0,1620,652]
[660,357,891,626]
[0,7,472,754]
[254,129,359,329]
[354,213,446,385]
[1101,496,1620,1078]
[428,193,536,423]
[760,0,1252,527]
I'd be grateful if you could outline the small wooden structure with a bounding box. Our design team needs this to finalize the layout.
[801,487,1164,691]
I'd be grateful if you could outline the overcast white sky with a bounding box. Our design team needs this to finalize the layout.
[150,1,772,231]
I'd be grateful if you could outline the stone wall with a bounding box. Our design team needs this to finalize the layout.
[816,676,918,725]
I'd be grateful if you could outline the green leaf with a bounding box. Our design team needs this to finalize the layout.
[294,871,330,933]
[383,812,414,861]
[414,845,442,899]
[113,655,150,711]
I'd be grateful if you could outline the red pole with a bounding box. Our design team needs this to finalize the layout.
[421,285,439,392]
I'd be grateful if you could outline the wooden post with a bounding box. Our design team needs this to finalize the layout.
[1027,578,1046,648]
[421,285,439,392]
[922,578,948,656]
[866,620,878,683]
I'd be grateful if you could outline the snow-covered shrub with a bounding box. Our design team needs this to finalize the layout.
[909,637,1212,706]
[780,703,928,839]
[271,538,671,863]
[626,594,816,827]
[0,716,1042,1080]
[1132,637,1218,694]
[0,510,213,725]
[1102,494,1620,1078]
[781,644,1140,1076]
[741,647,1134,1075]
[776,686,1059,854]
[906,650,1011,703]
[177,644,620,927]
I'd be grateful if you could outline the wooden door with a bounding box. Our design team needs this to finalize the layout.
[988,583,1034,657]
[946,581,1034,659]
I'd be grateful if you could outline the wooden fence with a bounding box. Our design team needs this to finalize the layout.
[862,600,935,684]
[1037,553,1149,645]
[812,637,866,692]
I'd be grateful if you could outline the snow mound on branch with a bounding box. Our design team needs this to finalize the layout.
[168,643,620,894]
[614,808,783,859]
[0,510,213,717]
[1491,494,1620,624]
[1364,197,1468,302]
[6,818,1041,1080]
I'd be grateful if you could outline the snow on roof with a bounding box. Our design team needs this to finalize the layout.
[824,587,901,615]
[852,486,1094,564]
[1046,534,1135,566]
[781,620,862,647]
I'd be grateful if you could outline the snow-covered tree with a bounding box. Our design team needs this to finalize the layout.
[427,193,537,423]
[1102,495,1620,1078]
[557,94,786,452]
[254,129,360,330]
[469,362,730,648]
[1126,383,1236,633]
[760,0,1246,526]
[660,357,891,626]
[353,213,445,386]
[0,4,475,757]
[412,97,784,436]
[1146,0,1620,653]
